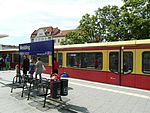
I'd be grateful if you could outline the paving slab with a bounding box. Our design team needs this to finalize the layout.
[0,70,150,113]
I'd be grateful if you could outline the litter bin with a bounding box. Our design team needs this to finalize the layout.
[60,79,68,96]
[51,80,61,99]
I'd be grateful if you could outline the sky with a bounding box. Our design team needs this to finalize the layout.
[0,0,124,46]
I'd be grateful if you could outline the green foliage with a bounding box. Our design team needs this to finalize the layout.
[60,31,86,45]
[77,14,99,42]
[62,0,150,44]
[95,5,122,41]
[121,0,150,40]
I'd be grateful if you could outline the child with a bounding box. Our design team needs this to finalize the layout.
[29,60,35,79]
[15,64,19,76]
[15,64,20,82]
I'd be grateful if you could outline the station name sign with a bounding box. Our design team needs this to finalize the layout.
[20,45,30,51]
[19,40,54,55]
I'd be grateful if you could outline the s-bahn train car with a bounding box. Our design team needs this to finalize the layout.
[1,39,150,90]
[54,39,150,90]
[0,49,20,69]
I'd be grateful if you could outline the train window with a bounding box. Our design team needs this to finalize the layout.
[123,52,133,73]
[142,52,150,74]
[39,55,48,65]
[14,54,19,63]
[54,53,63,67]
[31,55,48,65]
[67,52,103,70]
[109,52,119,72]
[67,53,81,68]
[54,53,57,58]
[58,53,63,67]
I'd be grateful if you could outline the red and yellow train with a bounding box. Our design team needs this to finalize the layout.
[0,39,150,90]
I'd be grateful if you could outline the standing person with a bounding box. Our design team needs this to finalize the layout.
[35,57,43,81]
[95,59,99,69]
[1,57,5,70]
[28,59,35,79]
[53,57,59,74]
[5,55,10,70]
[22,55,30,76]
[0,57,2,70]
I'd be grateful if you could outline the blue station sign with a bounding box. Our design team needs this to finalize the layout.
[19,40,54,55]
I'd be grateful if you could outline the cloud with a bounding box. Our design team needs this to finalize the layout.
[0,0,123,45]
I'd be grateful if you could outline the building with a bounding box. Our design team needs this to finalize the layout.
[53,29,76,45]
[0,44,18,50]
[30,26,76,45]
[30,26,60,43]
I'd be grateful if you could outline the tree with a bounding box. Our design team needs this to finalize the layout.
[78,14,100,42]
[60,31,86,45]
[120,0,150,39]
[61,0,150,45]
[95,5,121,41]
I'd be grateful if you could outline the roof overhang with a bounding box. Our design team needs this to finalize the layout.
[0,34,9,38]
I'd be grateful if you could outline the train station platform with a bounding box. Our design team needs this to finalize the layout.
[0,70,150,113]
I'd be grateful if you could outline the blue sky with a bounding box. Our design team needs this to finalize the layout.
[0,0,123,45]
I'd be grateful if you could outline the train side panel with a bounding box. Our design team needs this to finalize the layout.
[135,49,150,90]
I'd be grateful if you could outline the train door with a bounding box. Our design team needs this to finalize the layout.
[107,47,135,86]
[121,49,135,87]
[107,49,120,85]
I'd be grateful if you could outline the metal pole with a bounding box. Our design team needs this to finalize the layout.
[51,40,54,76]
[119,46,122,86]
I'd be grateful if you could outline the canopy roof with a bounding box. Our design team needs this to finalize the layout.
[0,34,8,38]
